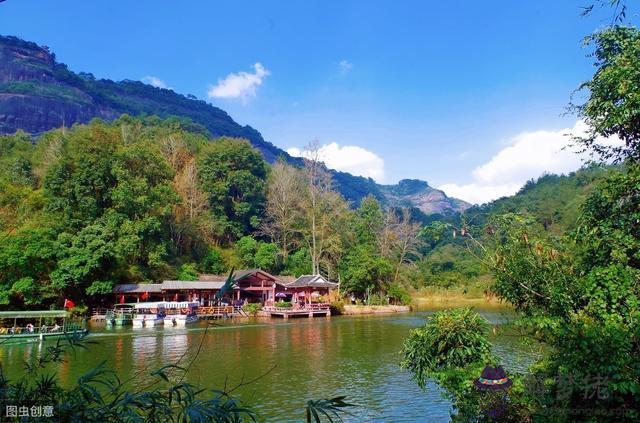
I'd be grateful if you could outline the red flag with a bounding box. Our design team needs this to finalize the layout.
[63,298,75,308]
[119,295,125,304]
[141,292,149,301]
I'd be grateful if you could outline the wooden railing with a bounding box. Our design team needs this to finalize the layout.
[196,306,235,316]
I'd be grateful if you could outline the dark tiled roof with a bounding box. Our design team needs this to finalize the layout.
[198,274,230,282]
[113,269,286,294]
[277,275,297,284]
[233,269,284,285]
[113,284,163,293]
[162,281,226,290]
[285,275,338,289]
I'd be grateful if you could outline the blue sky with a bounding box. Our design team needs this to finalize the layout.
[0,1,629,203]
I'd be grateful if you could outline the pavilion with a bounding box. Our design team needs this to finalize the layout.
[278,275,339,305]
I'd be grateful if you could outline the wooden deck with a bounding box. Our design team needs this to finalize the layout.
[261,304,331,319]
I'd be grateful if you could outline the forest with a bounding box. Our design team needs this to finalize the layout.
[0,110,619,311]
[0,115,428,309]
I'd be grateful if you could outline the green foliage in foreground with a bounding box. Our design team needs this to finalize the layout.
[403,20,640,421]
[401,309,531,421]
[0,333,353,422]
[402,308,492,385]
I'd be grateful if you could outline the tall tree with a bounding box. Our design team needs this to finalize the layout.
[261,160,304,260]
[572,26,640,162]
[300,141,336,275]
[390,208,424,283]
[197,138,267,242]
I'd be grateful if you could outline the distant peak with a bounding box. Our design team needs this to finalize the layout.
[395,179,430,194]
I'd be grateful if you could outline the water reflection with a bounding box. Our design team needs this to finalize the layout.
[2,306,535,422]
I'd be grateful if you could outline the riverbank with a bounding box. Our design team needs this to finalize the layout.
[342,305,411,315]
[412,286,507,309]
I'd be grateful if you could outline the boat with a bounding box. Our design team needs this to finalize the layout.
[0,310,88,345]
[163,301,199,326]
[105,304,135,326]
[132,302,166,328]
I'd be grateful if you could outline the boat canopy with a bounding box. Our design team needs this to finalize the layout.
[134,302,166,309]
[0,310,68,319]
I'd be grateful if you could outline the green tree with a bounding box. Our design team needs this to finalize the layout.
[202,248,226,274]
[177,263,199,281]
[283,248,312,276]
[351,195,383,246]
[573,26,640,162]
[235,236,258,268]
[198,138,267,241]
[254,242,279,273]
[339,244,392,300]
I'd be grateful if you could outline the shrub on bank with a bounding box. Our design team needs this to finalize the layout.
[330,300,345,315]
[69,305,88,318]
[242,303,262,315]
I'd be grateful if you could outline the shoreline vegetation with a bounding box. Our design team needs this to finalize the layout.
[412,286,505,308]
[342,304,411,315]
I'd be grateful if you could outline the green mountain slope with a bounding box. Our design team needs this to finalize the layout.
[417,165,610,290]
[0,34,469,215]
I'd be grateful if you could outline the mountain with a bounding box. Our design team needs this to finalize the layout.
[418,165,610,289]
[0,34,469,215]
[380,179,470,216]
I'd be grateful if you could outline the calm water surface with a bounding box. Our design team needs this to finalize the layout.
[0,306,539,422]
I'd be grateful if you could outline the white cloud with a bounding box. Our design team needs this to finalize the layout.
[339,60,352,75]
[439,120,620,205]
[207,63,269,102]
[288,142,385,182]
[142,76,169,89]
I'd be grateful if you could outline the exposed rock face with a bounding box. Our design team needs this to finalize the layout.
[0,37,117,133]
[380,179,470,215]
[0,34,469,215]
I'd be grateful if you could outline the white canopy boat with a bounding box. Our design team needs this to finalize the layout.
[162,301,199,326]
[132,302,167,328]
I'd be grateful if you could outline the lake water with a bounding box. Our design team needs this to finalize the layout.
[0,305,539,422]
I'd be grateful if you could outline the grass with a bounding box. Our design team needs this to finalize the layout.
[412,283,507,308]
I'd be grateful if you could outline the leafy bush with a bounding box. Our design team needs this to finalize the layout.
[242,303,262,315]
[69,305,89,318]
[329,300,345,315]
[401,308,493,387]
[274,301,292,308]
[386,283,412,305]
[367,293,385,306]
[86,280,114,295]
